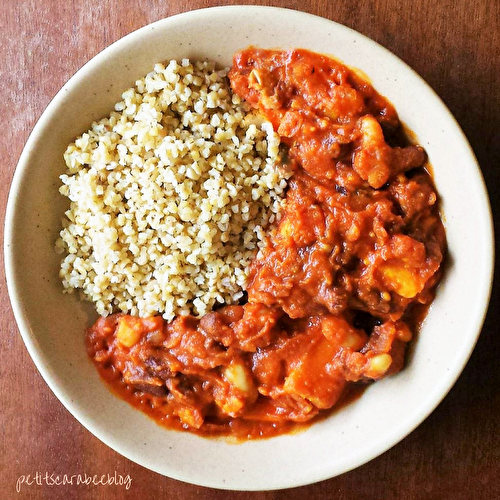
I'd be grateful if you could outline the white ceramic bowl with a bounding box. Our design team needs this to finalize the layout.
[5,6,494,491]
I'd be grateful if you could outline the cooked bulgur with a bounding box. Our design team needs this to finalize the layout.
[55,59,290,321]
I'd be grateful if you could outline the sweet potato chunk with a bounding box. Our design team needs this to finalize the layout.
[283,336,346,409]
[377,262,422,299]
[116,316,163,347]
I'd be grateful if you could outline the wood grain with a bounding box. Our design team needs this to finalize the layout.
[1,0,499,498]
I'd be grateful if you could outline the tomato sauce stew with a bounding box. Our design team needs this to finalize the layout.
[87,48,446,439]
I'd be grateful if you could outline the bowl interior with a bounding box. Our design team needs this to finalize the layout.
[5,6,494,491]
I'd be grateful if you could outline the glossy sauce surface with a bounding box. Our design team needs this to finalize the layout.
[87,48,446,439]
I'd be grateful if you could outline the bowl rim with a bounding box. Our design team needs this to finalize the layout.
[4,5,495,490]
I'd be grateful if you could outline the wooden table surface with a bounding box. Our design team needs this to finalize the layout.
[1,1,499,498]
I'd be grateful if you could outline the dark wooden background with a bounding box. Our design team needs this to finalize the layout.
[1,1,499,499]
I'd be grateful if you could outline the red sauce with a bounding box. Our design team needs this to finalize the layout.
[87,48,446,440]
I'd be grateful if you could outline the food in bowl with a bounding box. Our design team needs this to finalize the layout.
[57,47,446,439]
